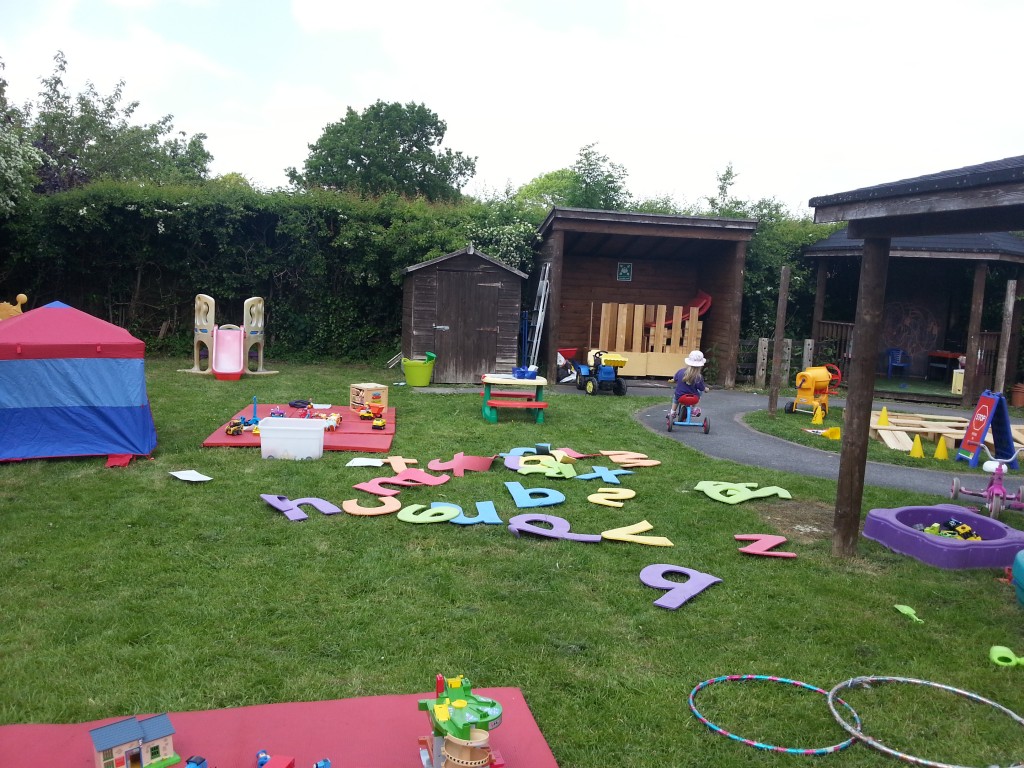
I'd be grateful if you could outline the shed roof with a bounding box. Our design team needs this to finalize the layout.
[401,245,526,279]
[803,228,1024,263]
[89,714,175,752]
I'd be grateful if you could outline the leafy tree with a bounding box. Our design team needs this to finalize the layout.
[27,52,212,193]
[0,59,45,215]
[513,168,578,218]
[566,142,631,210]
[463,186,542,273]
[288,100,476,203]
[696,164,841,338]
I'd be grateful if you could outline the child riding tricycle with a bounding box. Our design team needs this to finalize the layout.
[666,350,710,434]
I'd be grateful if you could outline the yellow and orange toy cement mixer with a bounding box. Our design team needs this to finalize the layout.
[784,364,841,416]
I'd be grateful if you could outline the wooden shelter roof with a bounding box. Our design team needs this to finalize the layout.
[803,227,1024,263]
[811,155,1024,237]
[537,207,757,260]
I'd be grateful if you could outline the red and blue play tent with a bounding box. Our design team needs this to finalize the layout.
[0,302,157,462]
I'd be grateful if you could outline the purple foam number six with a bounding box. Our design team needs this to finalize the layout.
[640,563,722,609]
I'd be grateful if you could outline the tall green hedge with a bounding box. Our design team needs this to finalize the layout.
[0,183,478,359]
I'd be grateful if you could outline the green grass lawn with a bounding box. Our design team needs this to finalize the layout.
[2,359,1022,767]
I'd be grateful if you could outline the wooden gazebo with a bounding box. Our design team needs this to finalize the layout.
[810,155,1024,556]
[532,208,757,385]
[803,228,1024,387]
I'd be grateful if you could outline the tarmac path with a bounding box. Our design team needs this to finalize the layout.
[554,379,968,497]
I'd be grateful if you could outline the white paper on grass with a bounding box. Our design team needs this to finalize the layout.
[346,457,385,467]
[169,470,212,482]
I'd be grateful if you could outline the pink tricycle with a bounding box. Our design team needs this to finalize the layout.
[949,444,1024,519]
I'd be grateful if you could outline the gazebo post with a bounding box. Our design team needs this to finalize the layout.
[961,262,987,406]
[833,236,890,557]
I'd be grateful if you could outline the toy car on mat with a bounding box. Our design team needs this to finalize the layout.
[573,349,628,396]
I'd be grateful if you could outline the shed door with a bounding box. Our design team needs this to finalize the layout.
[433,270,499,383]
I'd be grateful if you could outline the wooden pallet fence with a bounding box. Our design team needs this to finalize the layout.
[596,303,701,377]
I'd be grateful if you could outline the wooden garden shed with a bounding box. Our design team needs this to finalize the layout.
[401,245,526,384]
[531,207,757,385]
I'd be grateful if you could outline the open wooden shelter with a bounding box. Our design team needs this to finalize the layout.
[804,228,1024,388]
[531,207,757,384]
[809,155,1024,556]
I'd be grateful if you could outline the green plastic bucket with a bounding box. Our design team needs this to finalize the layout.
[402,351,436,386]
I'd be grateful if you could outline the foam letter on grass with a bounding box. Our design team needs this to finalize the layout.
[427,453,495,477]
[602,520,673,547]
[587,487,637,508]
[341,496,402,517]
[353,468,450,497]
[734,534,796,558]
[600,450,661,468]
[518,455,577,479]
[639,564,722,610]
[398,504,461,524]
[504,482,565,508]
[449,501,504,526]
[508,513,602,543]
[575,465,633,484]
[261,494,341,522]
[694,480,792,505]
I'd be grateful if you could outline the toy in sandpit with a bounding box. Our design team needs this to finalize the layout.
[185,757,209,768]
[949,444,1024,519]
[572,349,628,396]
[784,364,840,416]
[372,416,387,430]
[418,674,504,768]
[667,393,710,433]
[181,294,277,379]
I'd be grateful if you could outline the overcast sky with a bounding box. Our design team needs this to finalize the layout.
[3,0,1021,214]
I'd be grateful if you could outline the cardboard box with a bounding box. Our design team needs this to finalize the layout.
[259,418,326,460]
[350,383,388,412]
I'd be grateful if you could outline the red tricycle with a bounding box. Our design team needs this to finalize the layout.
[666,393,710,434]
[950,444,1024,519]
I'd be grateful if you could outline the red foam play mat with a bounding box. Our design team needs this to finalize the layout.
[202,403,396,453]
[0,687,557,768]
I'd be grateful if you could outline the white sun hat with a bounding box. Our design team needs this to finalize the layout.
[685,350,706,367]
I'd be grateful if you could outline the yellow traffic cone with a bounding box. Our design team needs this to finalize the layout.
[823,427,841,440]
[811,405,824,425]
[909,435,924,458]
[878,407,890,426]
[933,438,949,461]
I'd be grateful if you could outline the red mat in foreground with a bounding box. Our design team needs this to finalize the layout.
[0,688,557,768]
[202,403,396,453]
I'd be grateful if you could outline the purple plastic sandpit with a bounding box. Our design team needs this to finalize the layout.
[863,504,1024,570]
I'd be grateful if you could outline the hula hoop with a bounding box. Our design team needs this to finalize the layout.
[688,674,861,755]
[827,675,1024,768]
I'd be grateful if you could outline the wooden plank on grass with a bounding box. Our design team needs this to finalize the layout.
[877,429,915,451]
